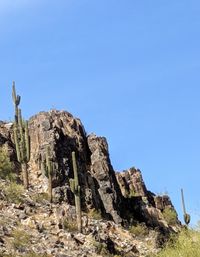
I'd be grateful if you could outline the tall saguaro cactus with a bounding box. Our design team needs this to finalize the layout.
[12,83,30,189]
[42,145,53,203]
[12,81,21,124]
[70,151,82,232]
[181,188,191,226]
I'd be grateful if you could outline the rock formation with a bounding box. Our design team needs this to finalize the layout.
[0,110,179,227]
[0,109,181,256]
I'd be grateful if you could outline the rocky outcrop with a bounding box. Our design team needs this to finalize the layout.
[27,110,124,223]
[0,179,164,257]
[116,168,148,198]
[116,168,180,228]
[28,110,88,189]
[87,134,123,224]
[0,121,19,170]
[0,110,180,231]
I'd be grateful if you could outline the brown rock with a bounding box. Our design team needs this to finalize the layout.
[87,134,123,224]
[0,109,180,231]
[116,167,148,197]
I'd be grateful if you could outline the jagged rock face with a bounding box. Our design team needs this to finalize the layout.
[87,134,123,224]
[116,167,148,197]
[28,110,124,223]
[154,195,174,211]
[117,169,180,228]
[0,122,19,170]
[28,110,89,189]
[0,110,180,229]
[0,179,170,257]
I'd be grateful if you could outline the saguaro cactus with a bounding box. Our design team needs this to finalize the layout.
[181,188,191,226]
[12,81,21,124]
[12,84,30,189]
[70,151,82,232]
[42,146,53,203]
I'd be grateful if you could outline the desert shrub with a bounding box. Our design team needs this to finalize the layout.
[11,228,31,251]
[88,209,102,220]
[129,223,149,236]
[3,182,24,204]
[93,241,111,256]
[0,147,15,181]
[162,207,177,225]
[63,218,77,232]
[154,229,200,257]
[31,192,49,203]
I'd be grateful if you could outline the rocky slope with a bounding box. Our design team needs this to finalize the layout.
[0,110,181,257]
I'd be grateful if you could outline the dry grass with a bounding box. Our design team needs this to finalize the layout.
[154,229,200,257]
[129,223,149,237]
[11,228,31,251]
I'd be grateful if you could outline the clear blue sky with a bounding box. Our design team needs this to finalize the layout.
[0,0,200,226]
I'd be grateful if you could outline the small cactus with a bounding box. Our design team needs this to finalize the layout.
[181,188,191,226]
[70,151,82,232]
[12,83,30,189]
[42,145,53,203]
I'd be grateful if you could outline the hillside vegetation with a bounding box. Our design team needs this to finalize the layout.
[0,83,193,256]
[154,228,200,257]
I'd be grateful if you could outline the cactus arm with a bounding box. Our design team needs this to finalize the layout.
[181,188,191,225]
[181,188,186,215]
[75,184,81,232]
[72,151,78,189]
[69,178,75,193]
[71,151,82,232]
[25,121,30,162]
[44,145,53,203]
[46,145,51,175]
[18,109,25,162]
[48,161,53,203]
[12,81,21,124]
[12,81,16,103]
[14,126,21,162]
[184,213,191,225]
[22,163,29,189]
[12,81,21,106]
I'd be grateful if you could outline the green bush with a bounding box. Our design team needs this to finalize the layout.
[11,228,31,251]
[129,223,149,236]
[162,207,177,225]
[154,229,200,257]
[3,182,24,204]
[31,192,49,203]
[63,218,77,232]
[93,241,109,255]
[0,146,15,181]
